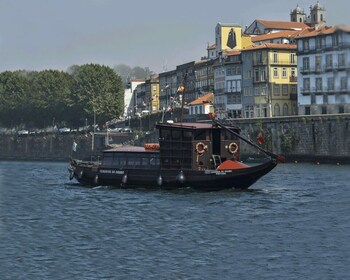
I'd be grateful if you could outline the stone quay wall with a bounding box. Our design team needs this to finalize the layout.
[1,114,349,164]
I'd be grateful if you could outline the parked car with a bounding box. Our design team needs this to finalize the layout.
[59,127,71,134]
[122,127,133,133]
[17,130,29,136]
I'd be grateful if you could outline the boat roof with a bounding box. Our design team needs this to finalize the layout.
[156,122,240,130]
[104,146,159,153]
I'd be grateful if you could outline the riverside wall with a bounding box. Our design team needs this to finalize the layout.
[1,113,349,163]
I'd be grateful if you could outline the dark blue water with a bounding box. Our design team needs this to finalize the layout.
[1,161,349,279]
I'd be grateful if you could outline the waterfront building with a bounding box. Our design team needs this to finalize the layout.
[241,44,298,118]
[124,79,144,118]
[194,58,216,97]
[188,93,214,116]
[176,61,196,104]
[213,51,243,119]
[214,23,252,57]
[159,70,177,111]
[296,25,350,115]
[145,76,160,113]
[134,82,147,115]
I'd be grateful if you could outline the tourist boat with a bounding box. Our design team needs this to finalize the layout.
[68,117,284,191]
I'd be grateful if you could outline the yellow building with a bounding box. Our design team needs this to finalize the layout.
[242,43,298,117]
[215,23,253,56]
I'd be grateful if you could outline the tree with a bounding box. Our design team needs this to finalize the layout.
[70,64,124,126]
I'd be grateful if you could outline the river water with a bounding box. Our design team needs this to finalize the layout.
[0,161,349,279]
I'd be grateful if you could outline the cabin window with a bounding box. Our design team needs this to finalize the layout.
[127,154,138,167]
[119,156,126,167]
[102,153,113,165]
[194,130,206,140]
[140,157,148,166]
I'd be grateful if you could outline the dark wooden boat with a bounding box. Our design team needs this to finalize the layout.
[68,119,283,191]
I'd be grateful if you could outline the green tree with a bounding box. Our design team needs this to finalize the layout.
[70,64,124,127]
[0,71,32,127]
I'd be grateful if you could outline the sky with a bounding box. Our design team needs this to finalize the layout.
[0,0,349,74]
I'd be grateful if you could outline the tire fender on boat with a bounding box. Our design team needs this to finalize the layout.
[94,175,99,185]
[78,170,84,179]
[122,174,128,185]
[176,171,186,184]
[157,175,163,187]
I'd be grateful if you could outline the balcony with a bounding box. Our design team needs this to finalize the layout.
[300,87,311,95]
[270,60,297,66]
[252,60,267,66]
[289,76,298,83]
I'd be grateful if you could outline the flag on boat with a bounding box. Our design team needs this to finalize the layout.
[257,131,265,145]
[72,140,77,152]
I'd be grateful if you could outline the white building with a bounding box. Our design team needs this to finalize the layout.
[124,79,144,118]
[296,25,350,114]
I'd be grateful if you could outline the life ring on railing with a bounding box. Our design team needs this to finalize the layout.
[228,142,239,155]
[195,142,207,155]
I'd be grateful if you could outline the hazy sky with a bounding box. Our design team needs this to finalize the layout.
[0,0,348,73]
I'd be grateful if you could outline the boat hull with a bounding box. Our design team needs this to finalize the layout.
[68,160,277,191]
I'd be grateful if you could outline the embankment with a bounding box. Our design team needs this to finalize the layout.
[1,114,349,163]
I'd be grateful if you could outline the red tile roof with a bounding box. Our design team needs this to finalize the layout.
[207,44,216,50]
[251,30,300,42]
[242,43,297,51]
[295,25,350,38]
[257,19,309,30]
[225,50,241,56]
[189,93,214,106]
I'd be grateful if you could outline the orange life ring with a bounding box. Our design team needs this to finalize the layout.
[195,142,207,155]
[228,142,238,154]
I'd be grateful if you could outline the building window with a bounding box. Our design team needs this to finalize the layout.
[282,84,288,96]
[261,69,266,81]
[340,77,347,90]
[283,103,289,116]
[291,68,296,77]
[303,39,309,50]
[338,53,346,67]
[273,67,278,78]
[327,77,334,91]
[282,68,287,78]
[291,53,296,64]
[254,68,259,82]
[305,106,311,115]
[274,84,280,96]
[315,56,322,71]
[303,78,310,91]
[273,51,278,63]
[316,78,323,91]
[303,57,310,71]
[257,51,263,63]
[274,103,280,116]
[321,106,327,114]
[326,54,333,68]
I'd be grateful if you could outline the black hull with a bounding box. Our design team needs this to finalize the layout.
[68,160,277,191]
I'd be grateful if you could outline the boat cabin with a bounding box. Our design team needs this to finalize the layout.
[101,146,160,169]
[156,122,241,170]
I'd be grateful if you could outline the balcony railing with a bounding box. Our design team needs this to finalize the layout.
[270,60,297,65]
[289,76,298,82]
